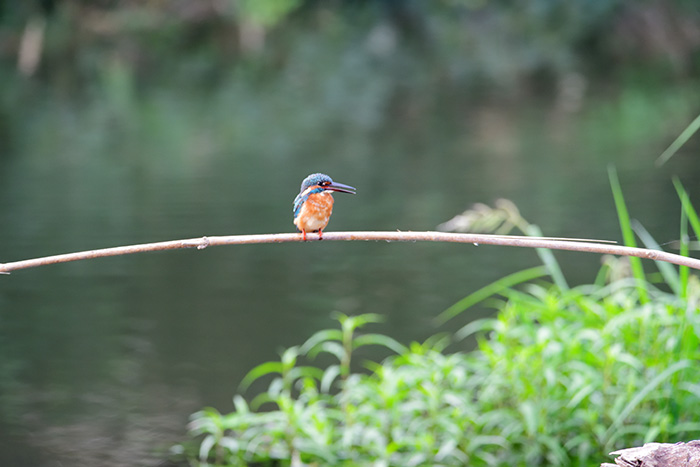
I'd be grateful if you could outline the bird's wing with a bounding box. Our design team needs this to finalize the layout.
[293,193,306,218]
[293,187,324,218]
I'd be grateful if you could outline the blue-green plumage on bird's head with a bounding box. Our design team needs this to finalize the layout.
[293,173,356,241]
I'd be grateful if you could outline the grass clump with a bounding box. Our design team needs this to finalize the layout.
[176,185,700,466]
[178,276,700,466]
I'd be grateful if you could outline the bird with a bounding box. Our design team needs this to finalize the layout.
[293,173,356,241]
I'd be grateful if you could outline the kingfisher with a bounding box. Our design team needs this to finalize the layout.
[293,173,356,241]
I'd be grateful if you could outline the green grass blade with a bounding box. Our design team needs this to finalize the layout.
[672,179,700,298]
[435,266,547,324]
[679,198,690,299]
[631,219,679,294]
[673,178,700,241]
[525,224,569,291]
[656,113,700,166]
[608,166,649,303]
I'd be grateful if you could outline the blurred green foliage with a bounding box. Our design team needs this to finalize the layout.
[2,0,698,172]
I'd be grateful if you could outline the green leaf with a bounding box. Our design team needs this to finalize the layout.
[336,312,385,332]
[188,407,223,435]
[320,365,341,393]
[300,329,343,357]
[281,346,300,371]
[288,365,324,383]
[199,434,217,462]
[311,341,345,362]
[455,318,496,342]
[240,361,283,391]
[519,401,538,437]
[249,391,275,411]
[233,395,250,415]
[352,333,408,354]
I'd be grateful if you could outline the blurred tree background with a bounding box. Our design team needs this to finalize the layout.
[3,0,699,128]
[0,1,700,466]
[4,0,700,85]
[1,0,699,188]
[2,0,699,165]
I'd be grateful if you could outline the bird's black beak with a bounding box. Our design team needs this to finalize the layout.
[324,181,356,195]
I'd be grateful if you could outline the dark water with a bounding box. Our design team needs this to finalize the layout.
[0,80,699,465]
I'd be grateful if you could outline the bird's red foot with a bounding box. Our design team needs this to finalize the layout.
[302,230,307,241]
[318,229,323,240]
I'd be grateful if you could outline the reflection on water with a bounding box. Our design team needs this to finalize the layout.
[0,79,699,465]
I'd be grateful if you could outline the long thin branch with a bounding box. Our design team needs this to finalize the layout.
[1,231,699,274]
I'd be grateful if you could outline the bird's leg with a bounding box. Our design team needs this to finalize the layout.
[302,230,307,241]
[318,229,323,240]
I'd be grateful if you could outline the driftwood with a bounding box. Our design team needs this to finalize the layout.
[602,441,700,467]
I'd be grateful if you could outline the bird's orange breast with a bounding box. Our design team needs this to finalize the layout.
[294,192,335,233]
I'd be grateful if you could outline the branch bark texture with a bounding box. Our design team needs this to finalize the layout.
[1,231,699,273]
